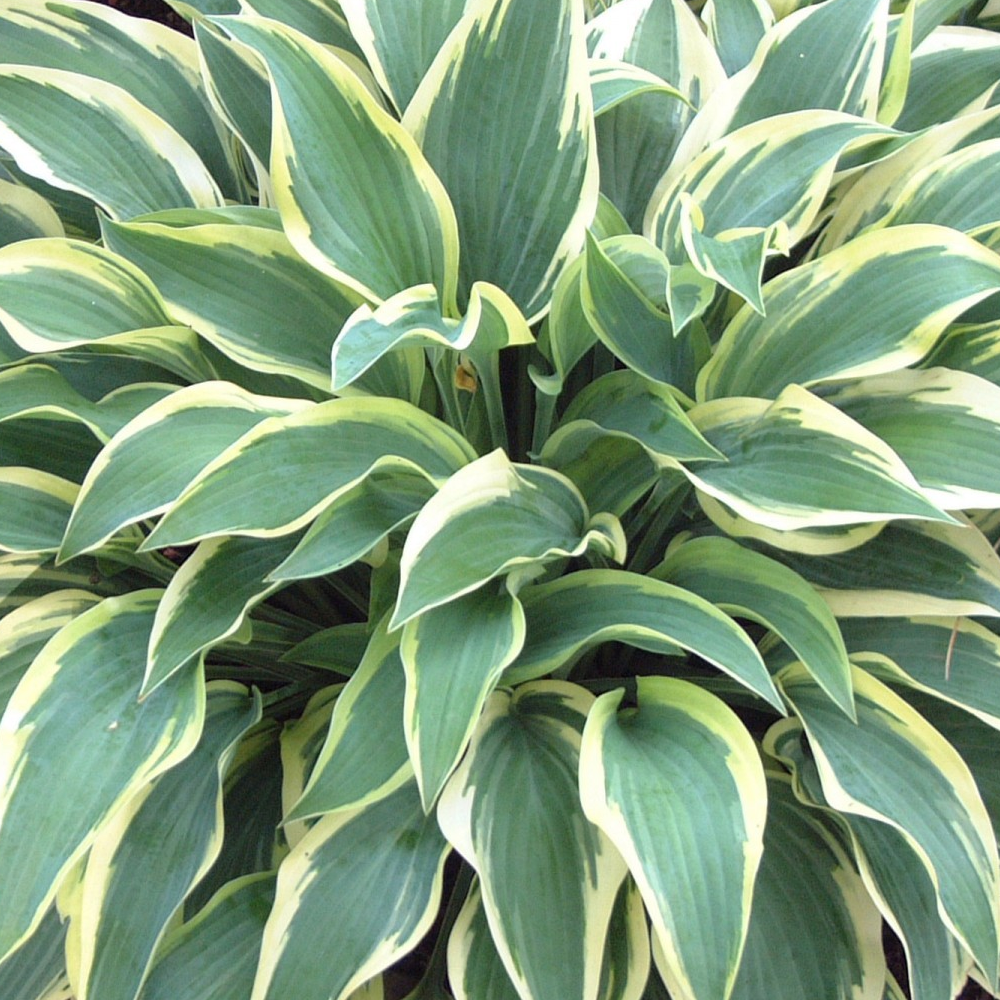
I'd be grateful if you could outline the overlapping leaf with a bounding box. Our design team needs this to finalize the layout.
[217,15,460,309]
[0,591,206,962]
[581,677,767,1000]
[403,0,597,320]
[438,682,627,1000]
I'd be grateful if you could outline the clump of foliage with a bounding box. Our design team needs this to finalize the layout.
[1,1,1000,998]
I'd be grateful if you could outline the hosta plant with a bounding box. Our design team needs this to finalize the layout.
[2,0,1000,998]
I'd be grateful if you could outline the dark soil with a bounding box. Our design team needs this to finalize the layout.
[92,0,192,35]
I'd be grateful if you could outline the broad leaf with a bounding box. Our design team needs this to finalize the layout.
[217,16,460,309]
[778,662,1000,984]
[144,397,475,549]
[656,536,853,717]
[392,450,625,628]
[102,219,366,389]
[699,226,1000,401]
[438,682,627,1000]
[138,873,277,1000]
[512,569,783,710]
[0,591,205,962]
[0,65,222,219]
[402,585,525,809]
[287,618,411,821]
[252,781,450,1000]
[688,385,952,530]
[76,684,260,1000]
[60,382,309,559]
[403,0,597,320]
[581,677,767,1000]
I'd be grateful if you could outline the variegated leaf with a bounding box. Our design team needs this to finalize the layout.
[0,66,223,219]
[438,682,627,1000]
[0,591,206,962]
[895,26,1000,132]
[656,535,854,716]
[286,618,410,822]
[764,518,1000,618]
[143,397,475,549]
[0,239,171,354]
[339,0,468,112]
[0,590,101,714]
[511,569,783,710]
[145,535,302,695]
[838,619,1000,730]
[138,872,277,1000]
[688,385,952,530]
[555,369,723,468]
[252,781,450,1000]
[60,382,309,559]
[587,0,725,231]
[827,367,1000,509]
[767,721,968,1000]
[102,218,366,389]
[331,281,531,392]
[699,225,1000,401]
[402,585,525,809]
[0,905,68,1000]
[0,0,241,198]
[0,176,63,246]
[725,774,885,1000]
[778,662,1000,985]
[403,0,596,321]
[646,112,896,316]
[580,677,766,1000]
[217,15,460,310]
[76,683,260,1000]
[0,469,77,554]
[392,450,625,628]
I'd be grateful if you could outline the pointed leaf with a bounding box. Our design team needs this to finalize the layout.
[512,569,783,711]
[393,450,625,628]
[778,662,1000,984]
[699,225,1000,401]
[0,238,171,353]
[581,232,697,393]
[217,16,460,309]
[0,0,240,198]
[60,382,309,559]
[438,682,627,1000]
[101,219,366,389]
[0,591,206,962]
[138,873,277,1000]
[331,282,531,392]
[0,66,223,219]
[288,618,411,822]
[403,0,597,320]
[838,617,1000,730]
[252,782,450,1000]
[770,519,1000,619]
[581,677,767,1000]
[559,370,722,467]
[828,367,1000,509]
[144,397,474,549]
[146,535,302,695]
[402,586,525,810]
[587,0,725,230]
[77,684,261,1000]
[657,536,853,717]
[339,0,468,112]
[688,385,953,530]
[726,774,885,1000]
[766,722,968,1000]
